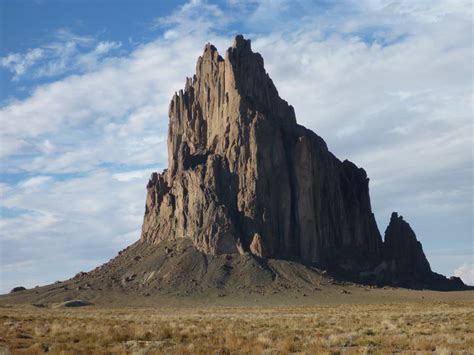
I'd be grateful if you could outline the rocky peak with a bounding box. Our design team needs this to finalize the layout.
[384,212,432,280]
[141,35,382,265]
[232,34,250,50]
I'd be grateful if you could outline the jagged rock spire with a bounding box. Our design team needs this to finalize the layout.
[141,35,382,263]
[384,212,432,279]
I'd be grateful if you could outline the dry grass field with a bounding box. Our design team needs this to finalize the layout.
[0,301,472,354]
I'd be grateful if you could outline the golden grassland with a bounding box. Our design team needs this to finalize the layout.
[0,301,473,354]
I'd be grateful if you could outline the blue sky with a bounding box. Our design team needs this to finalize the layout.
[0,0,472,293]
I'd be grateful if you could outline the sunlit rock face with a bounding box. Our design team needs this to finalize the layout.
[141,35,383,263]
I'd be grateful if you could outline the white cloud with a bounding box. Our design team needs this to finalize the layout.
[0,171,146,285]
[155,0,228,39]
[0,136,27,158]
[54,28,95,45]
[95,41,122,55]
[39,139,55,155]
[113,169,152,182]
[1,48,44,79]
[454,264,474,286]
[0,210,60,242]
[0,29,121,81]
[18,176,52,189]
[75,41,122,70]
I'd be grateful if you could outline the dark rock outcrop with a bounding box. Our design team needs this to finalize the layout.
[10,286,26,293]
[141,35,382,264]
[58,300,93,308]
[384,212,431,280]
[377,212,465,290]
[350,212,466,290]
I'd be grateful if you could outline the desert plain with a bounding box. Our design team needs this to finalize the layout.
[1,288,473,354]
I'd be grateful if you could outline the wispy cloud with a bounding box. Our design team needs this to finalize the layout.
[154,0,229,39]
[18,176,52,189]
[1,48,44,80]
[0,28,121,81]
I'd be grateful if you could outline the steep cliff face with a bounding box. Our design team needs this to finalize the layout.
[141,35,382,263]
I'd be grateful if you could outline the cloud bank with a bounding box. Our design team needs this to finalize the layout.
[454,264,474,286]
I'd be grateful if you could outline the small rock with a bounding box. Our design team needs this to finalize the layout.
[249,233,266,258]
[10,286,26,293]
[74,271,87,279]
[57,300,93,308]
[124,274,136,282]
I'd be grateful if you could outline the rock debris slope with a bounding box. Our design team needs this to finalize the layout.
[141,35,464,290]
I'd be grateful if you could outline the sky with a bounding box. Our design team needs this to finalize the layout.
[0,0,472,293]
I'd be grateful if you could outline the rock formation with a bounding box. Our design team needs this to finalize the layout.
[0,37,468,308]
[141,35,464,289]
[142,35,382,264]
[249,233,266,258]
[10,286,26,293]
[384,212,431,279]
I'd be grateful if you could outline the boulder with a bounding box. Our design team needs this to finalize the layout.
[57,300,93,308]
[249,233,266,258]
[10,286,26,293]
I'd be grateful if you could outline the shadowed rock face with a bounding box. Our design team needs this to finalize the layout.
[141,35,382,263]
[384,212,432,280]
